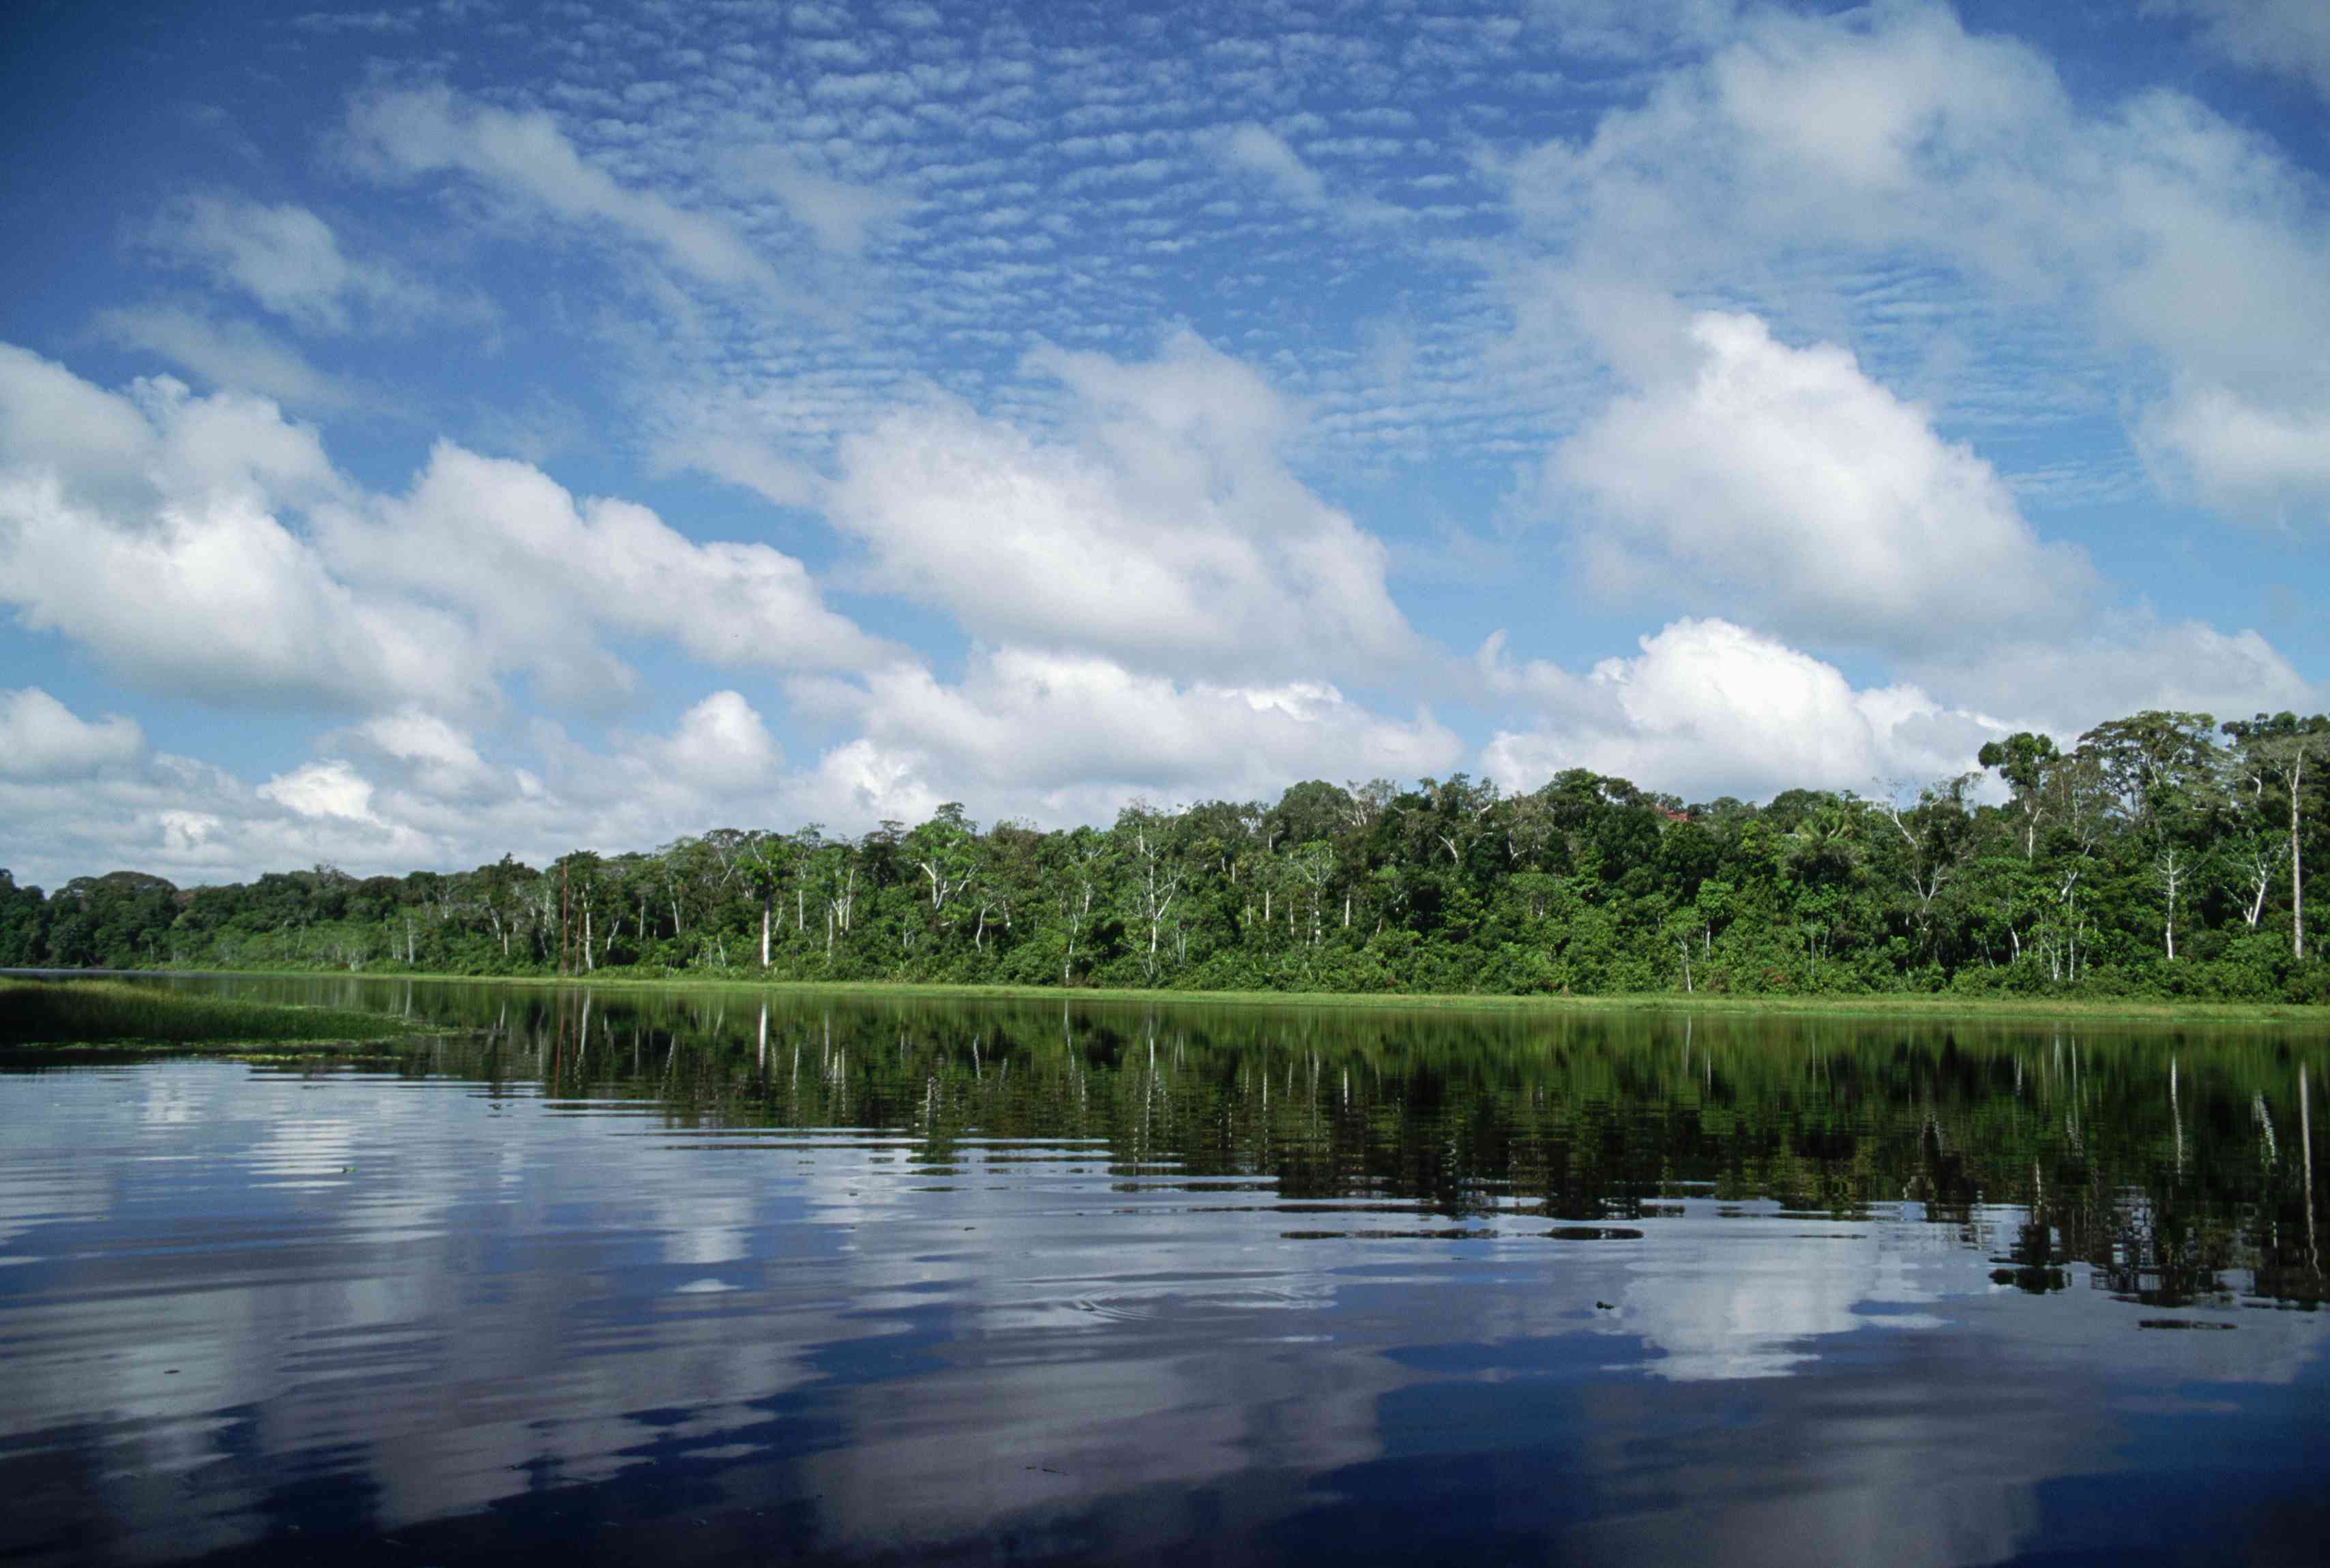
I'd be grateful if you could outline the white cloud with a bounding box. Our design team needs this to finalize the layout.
[661,428,823,509]
[795,645,1462,822]
[1212,123,1327,207]
[0,469,475,709]
[788,3,851,35]
[0,750,413,888]
[0,342,338,516]
[328,442,885,704]
[0,347,472,710]
[1528,0,1737,61]
[1205,123,1409,228]
[353,708,482,771]
[1480,608,2317,804]
[0,689,143,780]
[1508,1,2330,523]
[751,156,915,255]
[654,690,784,793]
[0,690,801,887]
[1479,618,2000,801]
[145,194,428,332]
[2149,0,2330,102]
[1906,612,2316,737]
[2098,95,2329,368]
[0,344,880,715]
[258,759,378,822]
[789,738,946,827]
[93,306,359,413]
[1552,311,2093,653]
[827,331,1418,681]
[2144,382,2330,524]
[339,707,496,800]
[344,86,787,298]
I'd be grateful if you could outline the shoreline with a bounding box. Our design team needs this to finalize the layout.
[29,968,2328,1028]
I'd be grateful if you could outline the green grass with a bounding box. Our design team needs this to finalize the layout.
[137,967,2327,1027]
[591,978,2325,1026]
[0,979,421,1047]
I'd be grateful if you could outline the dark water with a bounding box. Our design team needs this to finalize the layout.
[3,978,2327,1567]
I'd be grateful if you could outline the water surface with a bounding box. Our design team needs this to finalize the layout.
[3,977,2326,1565]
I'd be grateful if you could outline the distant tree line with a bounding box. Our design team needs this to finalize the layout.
[5,709,2327,1002]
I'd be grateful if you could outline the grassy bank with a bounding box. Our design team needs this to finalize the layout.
[110,967,2330,1028]
[0,979,422,1047]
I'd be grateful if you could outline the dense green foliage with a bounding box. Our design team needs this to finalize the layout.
[5,708,2327,1002]
[0,979,416,1046]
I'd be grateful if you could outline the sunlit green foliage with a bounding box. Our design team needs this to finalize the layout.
[4,707,2327,1001]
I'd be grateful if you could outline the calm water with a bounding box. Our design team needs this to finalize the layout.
[3,978,2327,1567]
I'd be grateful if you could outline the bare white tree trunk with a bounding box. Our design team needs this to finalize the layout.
[2292,769,2307,961]
[2242,839,2281,931]
[2157,846,2185,961]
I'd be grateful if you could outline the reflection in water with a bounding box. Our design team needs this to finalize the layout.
[1,979,2327,1566]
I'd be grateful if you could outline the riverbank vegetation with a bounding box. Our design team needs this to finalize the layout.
[5,709,2325,1003]
[0,979,417,1046]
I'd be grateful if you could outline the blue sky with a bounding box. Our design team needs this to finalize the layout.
[1,0,2326,886]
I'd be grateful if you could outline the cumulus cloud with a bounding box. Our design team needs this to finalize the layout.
[0,690,144,780]
[0,467,473,710]
[1906,612,2316,737]
[337,707,495,800]
[793,646,1462,823]
[1479,618,1997,801]
[0,342,340,516]
[0,690,800,887]
[1552,311,2093,652]
[1479,608,2317,805]
[827,331,1419,681]
[343,86,786,298]
[0,346,471,710]
[325,443,887,705]
[258,759,379,822]
[1509,0,2330,523]
[0,748,426,888]
[0,343,881,715]
[653,690,784,793]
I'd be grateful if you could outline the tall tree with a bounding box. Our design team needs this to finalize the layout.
[906,804,981,930]
[1977,732,2060,858]
[1115,802,1188,986]
[2078,712,2220,962]
[2223,713,2330,960]
[737,833,797,968]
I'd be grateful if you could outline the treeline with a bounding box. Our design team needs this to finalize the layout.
[4,709,2327,1002]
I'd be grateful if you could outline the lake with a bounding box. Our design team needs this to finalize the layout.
[3,976,2326,1566]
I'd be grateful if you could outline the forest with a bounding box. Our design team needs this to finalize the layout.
[4,709,2327,1003]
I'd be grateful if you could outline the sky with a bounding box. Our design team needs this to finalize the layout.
[1,0,2326,887]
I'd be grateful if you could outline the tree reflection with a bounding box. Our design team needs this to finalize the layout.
[327,988,2330,1309]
